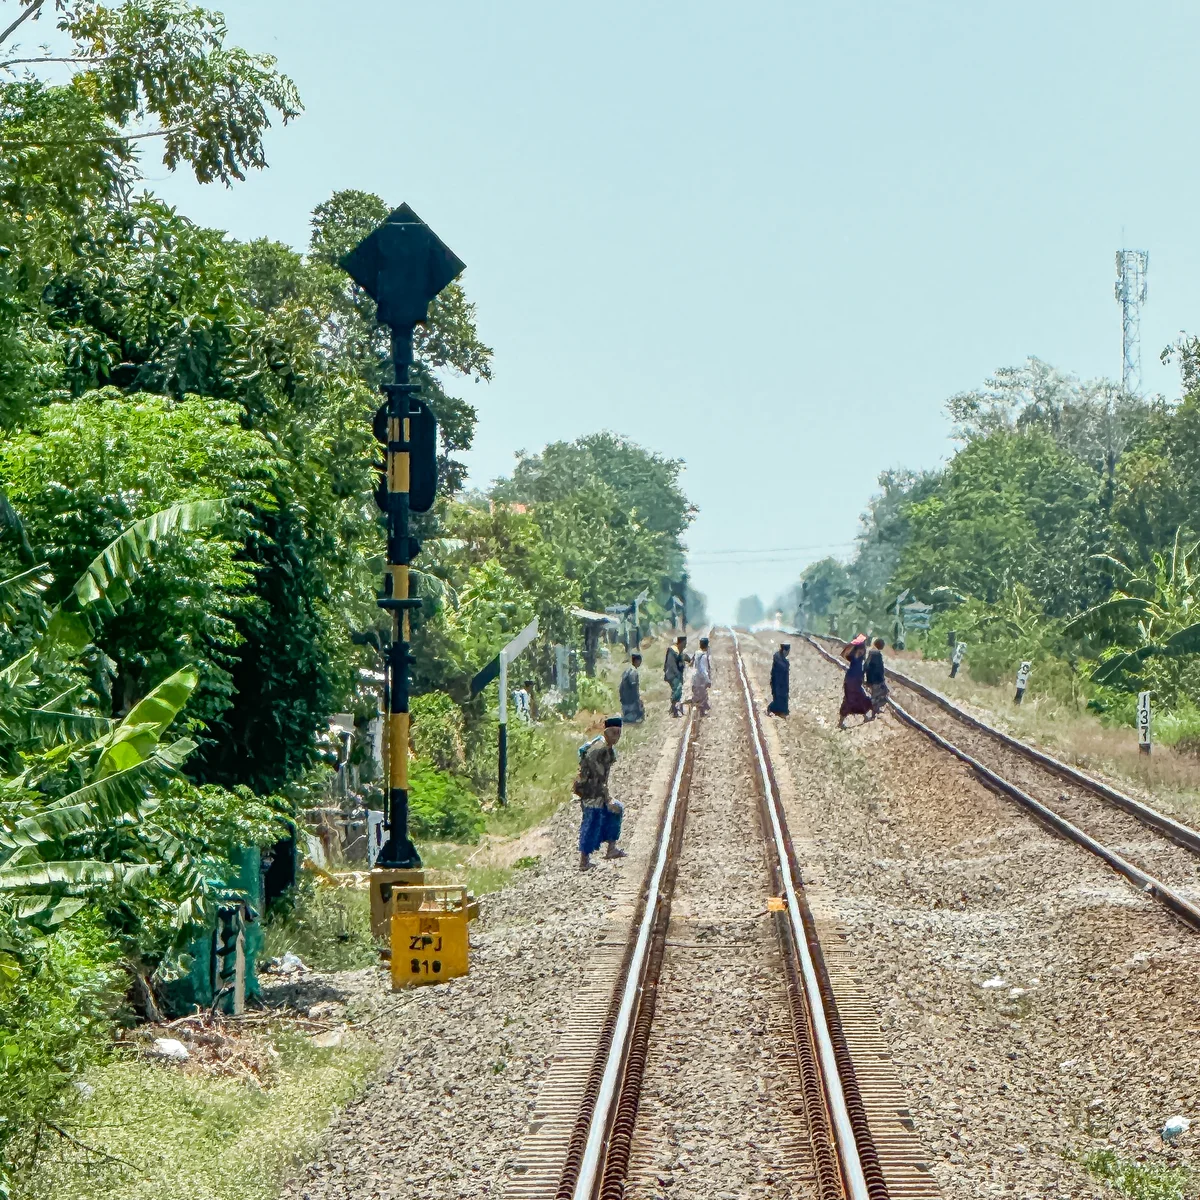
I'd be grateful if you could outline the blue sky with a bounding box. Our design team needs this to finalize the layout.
[133,1,1198,620]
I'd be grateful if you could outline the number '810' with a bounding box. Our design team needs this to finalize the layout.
[410,959,442,974]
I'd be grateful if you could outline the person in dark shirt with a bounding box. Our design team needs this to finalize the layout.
[864,637,888,718]
[767,643,790,716]
[663,636,690,717]
[619,653,645,724]
[838,636,873,728]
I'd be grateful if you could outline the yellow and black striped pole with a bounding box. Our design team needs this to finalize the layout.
[377,333,421,869]
[340,203,464,872]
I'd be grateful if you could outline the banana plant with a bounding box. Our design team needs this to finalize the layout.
[0,669,203,930]
[1065,529,1200,697]
[0,499,227,752]
[0,499,229,930]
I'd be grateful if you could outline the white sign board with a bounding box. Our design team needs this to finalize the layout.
[952,642,966,665]
[366,810,385,868]
[1015,661,1032,690]
[501,618,539,666]
[1137,691,1152,748]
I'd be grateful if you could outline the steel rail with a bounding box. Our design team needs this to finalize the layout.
[807,632,1200,858]
[731,629,872,1200]
[565,710,697,1200]
[798,633,1200,934]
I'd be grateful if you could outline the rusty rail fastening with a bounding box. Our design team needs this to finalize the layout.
[732,630,889,1200]
[555,710,698,1200]
[799,632,1200,935]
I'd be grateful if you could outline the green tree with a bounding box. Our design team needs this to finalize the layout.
[735,594,765,627]
[1065,531,1200,706]
[894,430,1109,616]
[0,0,301,184]
[492,433,694,614]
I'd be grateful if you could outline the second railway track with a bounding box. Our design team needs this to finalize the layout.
[511,630,936,1200]
[798,631,1200,934]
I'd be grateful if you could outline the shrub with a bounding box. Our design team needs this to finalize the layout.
[261,878,376,970]
[576,675,614,713]
[410,692,466,773]
[0,908,123,1189]
[1081,1148,1191,1200]
[408,759,484,843]
[461,710,545,791]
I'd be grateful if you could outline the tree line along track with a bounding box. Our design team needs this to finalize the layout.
[797,632,1200,935]
[542,631,912,1200]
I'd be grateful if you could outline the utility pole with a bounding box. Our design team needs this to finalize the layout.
[1115,249,1149,395]
[341,205,463,871]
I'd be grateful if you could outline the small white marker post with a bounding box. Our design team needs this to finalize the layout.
[498,619,538,805]
[1137,690,1152,755]
[1014,661,1032,705]
[950,641,966,679]
[469,617,539,806]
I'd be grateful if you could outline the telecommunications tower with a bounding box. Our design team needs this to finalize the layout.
[1114,249,1149,395]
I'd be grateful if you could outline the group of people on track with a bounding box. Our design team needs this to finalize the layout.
[767,634,889,727]
[574,631,715,870]
[574,629,889,870]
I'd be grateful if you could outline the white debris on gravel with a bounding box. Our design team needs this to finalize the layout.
[743,634,1200,1200]
[279,710,680,1200]
[150,1037,190,1062]
[1163,1115,1191,1143]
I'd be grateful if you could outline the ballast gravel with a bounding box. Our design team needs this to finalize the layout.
[279,710,679,1200]
[746,633,1200,1200]
[624,640,808,1198]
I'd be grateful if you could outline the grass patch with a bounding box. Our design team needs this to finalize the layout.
[261,879,376,971]
[23,1028,378,1200]
[1080,1148,1194,1200]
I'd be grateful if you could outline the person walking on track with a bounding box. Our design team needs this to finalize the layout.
[664,635,690,717]
[767,642,790,716]
[574,716,626,871]
[691,636,713,715]
[864,637,888,718]
[619,653,645,724]
[838,635,874,728]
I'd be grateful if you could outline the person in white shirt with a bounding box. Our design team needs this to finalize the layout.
[691,636,713,716]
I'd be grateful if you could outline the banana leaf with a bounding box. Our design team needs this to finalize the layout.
[93,667,198,780]
[0,858,157,893]
[69,499,228,613]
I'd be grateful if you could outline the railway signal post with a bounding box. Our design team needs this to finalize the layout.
[341,204,464,886]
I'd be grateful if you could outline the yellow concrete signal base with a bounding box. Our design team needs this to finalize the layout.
[391,907,469,989]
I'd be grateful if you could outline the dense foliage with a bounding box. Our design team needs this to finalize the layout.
[0,3,699,1183]
[782,356,1200,737]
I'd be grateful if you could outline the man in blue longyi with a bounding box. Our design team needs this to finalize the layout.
[574,716,626,871]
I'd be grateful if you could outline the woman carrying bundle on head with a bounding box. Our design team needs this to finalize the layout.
[838,634,874,729]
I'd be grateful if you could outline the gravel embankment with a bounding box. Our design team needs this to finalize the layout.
[279,707,681,1200]
[625,638,808,1199]
[746,632,1200,1200]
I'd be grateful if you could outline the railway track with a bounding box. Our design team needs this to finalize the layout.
[509,631,934,1200]
[798,631,1200,934]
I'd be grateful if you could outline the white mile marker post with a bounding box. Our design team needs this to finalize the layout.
[1014,660,1032,705]
[1137,690,1152,756]
[950,641,966,678]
